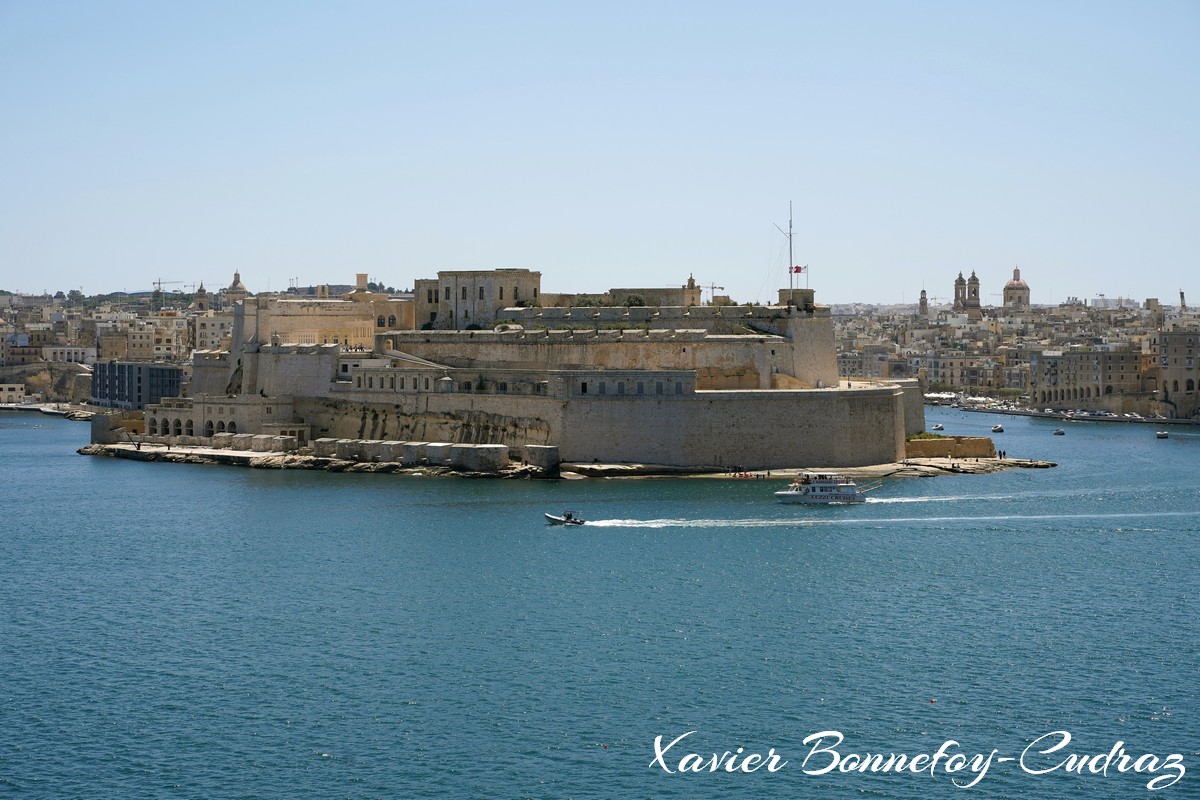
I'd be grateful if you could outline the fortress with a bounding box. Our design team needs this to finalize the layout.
[116,283,923,472]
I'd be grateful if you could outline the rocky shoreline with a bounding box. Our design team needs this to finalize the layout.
[79,442,1054,479]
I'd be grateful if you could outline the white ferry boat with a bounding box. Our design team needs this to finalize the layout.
[775,472,870,504]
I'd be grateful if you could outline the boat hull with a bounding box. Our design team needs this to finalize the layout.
[774,490,866,504]
[545,513,585,525]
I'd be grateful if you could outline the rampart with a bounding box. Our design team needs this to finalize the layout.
[905,436,996,459]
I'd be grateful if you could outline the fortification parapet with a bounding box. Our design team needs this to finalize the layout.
[401,442,428,465]
[425,443,453,465]
[524,445,560,472]
[312,438,338,458]
[450,443,510,472]
[335,439,361,460]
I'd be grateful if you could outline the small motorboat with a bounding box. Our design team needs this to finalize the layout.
[1053,428,1065,435]
[931,423,944,431]
[991,424,1004,433]
[1156,431,1169,439]
[545,511,585,525]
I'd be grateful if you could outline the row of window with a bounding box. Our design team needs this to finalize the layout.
[580,380,684,396]
[147,418,239,436]
[357,375,432,391]
[424,286,538,303]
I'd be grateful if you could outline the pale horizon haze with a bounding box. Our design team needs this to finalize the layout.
[2,0,1197,306]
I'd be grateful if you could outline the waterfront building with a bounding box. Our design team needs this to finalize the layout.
[1,383,26,403]
[1158,328,1200,418]
[90,361,184,410]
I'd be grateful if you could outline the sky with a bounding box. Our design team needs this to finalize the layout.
[1,0,1197,306]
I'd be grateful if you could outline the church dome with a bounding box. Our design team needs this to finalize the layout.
[1004,267,1029,288]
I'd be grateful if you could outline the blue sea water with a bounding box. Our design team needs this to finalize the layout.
[1,407,1197,799]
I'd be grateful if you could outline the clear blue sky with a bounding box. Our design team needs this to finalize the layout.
[2,0,1197,305]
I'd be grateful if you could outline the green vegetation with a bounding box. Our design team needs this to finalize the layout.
[907,431,950,440]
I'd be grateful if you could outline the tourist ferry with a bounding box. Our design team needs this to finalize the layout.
[775,472,871,504]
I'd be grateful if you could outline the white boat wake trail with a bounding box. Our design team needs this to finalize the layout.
[581,511,1200,529]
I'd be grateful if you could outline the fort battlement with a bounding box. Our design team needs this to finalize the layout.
[496,303,829,328]
[259,342,341,355]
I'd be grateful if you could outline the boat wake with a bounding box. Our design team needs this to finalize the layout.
[586,518,801,528]
[580,510,1200,529]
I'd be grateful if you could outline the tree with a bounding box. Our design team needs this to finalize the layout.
[67,289,85,304]
[623,294,646,307]
[54,290,65,299]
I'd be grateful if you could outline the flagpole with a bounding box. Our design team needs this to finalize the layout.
[788,201,794,301]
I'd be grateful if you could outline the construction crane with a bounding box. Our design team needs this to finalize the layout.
[701,283,725,304]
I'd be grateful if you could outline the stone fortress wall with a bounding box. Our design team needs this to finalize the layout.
[131,290,923,471]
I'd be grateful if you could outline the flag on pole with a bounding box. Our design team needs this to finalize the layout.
[792,265,807,274]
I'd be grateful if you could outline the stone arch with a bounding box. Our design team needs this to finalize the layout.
[228,420,238,433]
[185,419,194,436]
[1105,385,1113,395]
[388,314,396,327]
[216,420,226,433]
[204,420,214,437]
[1188,379,1196,392]
[377,315,386,327]
[173,418,182,436]
[147,417,157,435]
[1173,380,1180,392]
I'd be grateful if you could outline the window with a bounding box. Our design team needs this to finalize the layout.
[427,289,434,303]
[581,381,588,394]
[513,287,520,301]
[599,382,606,395]
[656,381,664,395]
[388,315,396,327]
[637,382,644,395]
[444,287,450,301]
[462,286,467,300]
[533,288,538,298]
[479,287,485,300]
[675,382,683,394]
[499,287,504,300]
[617,381,625,395]
[377,315,386,327]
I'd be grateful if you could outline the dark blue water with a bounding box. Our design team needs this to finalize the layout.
[2,408,1197,798]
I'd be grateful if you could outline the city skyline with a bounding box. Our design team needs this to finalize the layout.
[2,1,1197,305]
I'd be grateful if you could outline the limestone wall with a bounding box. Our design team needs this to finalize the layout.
[558,386,906,468]
[291,381,906,469]
[906,436,996,459]
[382,329,799,389]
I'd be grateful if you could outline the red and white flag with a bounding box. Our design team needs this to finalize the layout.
[792,265,807,274]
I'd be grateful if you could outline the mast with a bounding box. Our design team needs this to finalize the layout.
[788,201,794,297]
